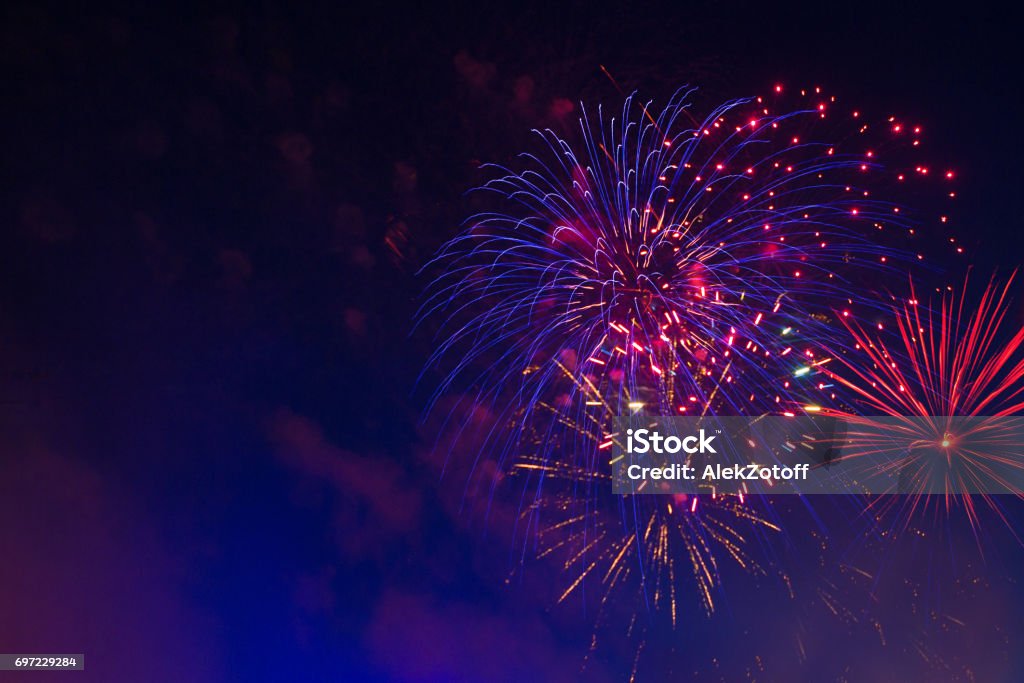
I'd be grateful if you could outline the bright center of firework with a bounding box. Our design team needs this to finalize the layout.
[590,247,686,336]
[941,434,952,448]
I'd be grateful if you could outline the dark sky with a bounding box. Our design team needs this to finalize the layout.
[2,1,1023,681]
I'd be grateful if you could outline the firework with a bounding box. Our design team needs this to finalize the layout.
[418,85,956,623]
[820,272,1024,533]
[505,374,782,682]
[419,86,954,460]
[507,366,779,619]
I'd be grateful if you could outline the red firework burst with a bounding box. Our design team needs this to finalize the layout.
[823,271,1024,533]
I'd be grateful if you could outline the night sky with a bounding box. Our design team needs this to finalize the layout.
[3,2,1024,681]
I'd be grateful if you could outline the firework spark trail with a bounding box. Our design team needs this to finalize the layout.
[820,272,1024,534]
